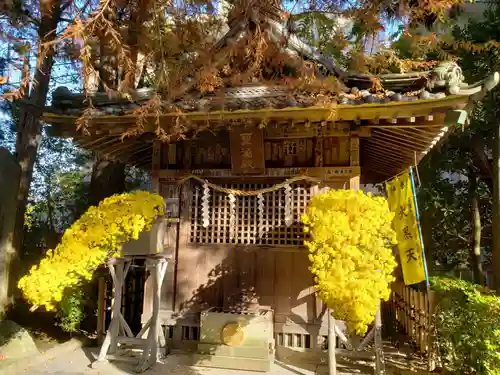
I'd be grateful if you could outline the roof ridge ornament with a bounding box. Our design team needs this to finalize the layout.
[428,61,465,95]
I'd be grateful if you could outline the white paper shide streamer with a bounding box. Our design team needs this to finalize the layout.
[202,183,210,228]
[258,193,265,238]
[284,184,293,227]
[229,193,236,240]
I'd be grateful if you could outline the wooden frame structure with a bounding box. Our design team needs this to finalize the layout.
[93,255,169,373]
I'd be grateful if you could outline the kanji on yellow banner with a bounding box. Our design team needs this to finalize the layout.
[386,171,426,286]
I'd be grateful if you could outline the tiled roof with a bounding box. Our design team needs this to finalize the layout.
[45,62,497,117]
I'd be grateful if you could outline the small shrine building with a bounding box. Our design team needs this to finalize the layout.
[42,6,499,370]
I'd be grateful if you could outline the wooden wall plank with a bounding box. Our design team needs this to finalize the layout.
[290,250,314,325]
[274,251,293,323]
[255,250,275,309]
[238,248,257,309]
[222,248,238,311]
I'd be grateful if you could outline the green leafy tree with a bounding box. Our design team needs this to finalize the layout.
[414,4,500,284]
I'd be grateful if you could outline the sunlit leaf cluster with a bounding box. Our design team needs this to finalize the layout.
[431,277,500,375]
[302,189,397,334]
[18,190,165,311]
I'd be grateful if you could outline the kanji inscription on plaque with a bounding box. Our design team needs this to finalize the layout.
[230,125,265,174]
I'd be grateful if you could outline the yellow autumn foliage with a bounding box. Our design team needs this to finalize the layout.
[18,191,165,311]
[302,189,397,335]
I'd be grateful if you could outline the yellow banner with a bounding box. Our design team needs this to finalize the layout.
[386,171,426,285]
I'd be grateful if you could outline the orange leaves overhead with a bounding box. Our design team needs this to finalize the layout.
[34,0,496,141]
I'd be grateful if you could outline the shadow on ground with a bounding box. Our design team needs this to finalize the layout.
[75,345,430,375]
[7,302,73,352]
[81,347,204,375]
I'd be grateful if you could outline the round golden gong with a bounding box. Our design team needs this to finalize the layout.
[221,322,245,347]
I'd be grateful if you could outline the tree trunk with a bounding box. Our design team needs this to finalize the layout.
[469,170,484,286]
[81,154,126,335]
[89,155,126,206]
[492,122,500,291]
[12,0,62,273]
[0,149,21,317]
[421,206,436,273]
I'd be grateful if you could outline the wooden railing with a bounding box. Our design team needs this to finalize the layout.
[385,281,438,362]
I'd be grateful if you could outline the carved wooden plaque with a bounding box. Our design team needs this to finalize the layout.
[321,137,350,166]
[230,124,265,174]
[175,131,231,169]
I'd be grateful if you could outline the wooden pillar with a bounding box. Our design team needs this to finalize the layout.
[350,135,360,191]
[145,140,162,328]
[350,136,360,167]
[492,121,500,290]
[96,276,107,344]
[315,137,324,167]
[349,176,360,191]
[152,140,161,193]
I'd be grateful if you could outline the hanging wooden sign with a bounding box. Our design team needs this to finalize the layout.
[230,124,265,174]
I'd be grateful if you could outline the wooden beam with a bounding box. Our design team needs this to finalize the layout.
[74,135,116,149]
[363,154,410,171]
[121,147,152,162]
[383,127,437,143]
[132,154,153,168]
[107,143,151,161]
[363,154,407,171]
[363,147,411,163]
[105,139,148,157]
[375,130,430,150]
[362,149,410,165]
[158,167,360,182]
[363,150,414,167]
[407,127,440,137]
[367,113,447,127]
[367,135,421,153]
[363,162,401,177]
[364,139,418,157]
[372,130,428,149]
[77,136,123,151]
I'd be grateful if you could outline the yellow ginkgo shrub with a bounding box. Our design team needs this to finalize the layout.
[302,189,397,335]
[18,190,165,312]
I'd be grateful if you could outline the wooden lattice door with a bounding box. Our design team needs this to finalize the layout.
[189,182,318,246]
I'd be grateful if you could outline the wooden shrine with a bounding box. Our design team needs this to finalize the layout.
[41,3,500,372]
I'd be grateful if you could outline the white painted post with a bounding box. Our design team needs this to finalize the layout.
[110,260,124,354]
[374,304,385,375]
[328,309,337,375]
[137,257,167,372]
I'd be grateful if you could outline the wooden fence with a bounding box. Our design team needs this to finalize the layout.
[385,281,438,361]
